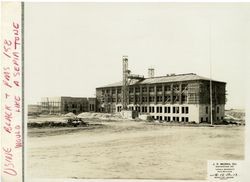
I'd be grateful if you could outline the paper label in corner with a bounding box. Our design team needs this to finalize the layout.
[207,160,242,182]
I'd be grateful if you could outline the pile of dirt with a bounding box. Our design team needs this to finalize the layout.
[28,116,68,123]
[64,112,77,118]
[77,112,122,120]
[224,109,245,125]
[225,109,245,120]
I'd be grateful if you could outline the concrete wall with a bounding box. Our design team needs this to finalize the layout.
[113,103,225,123]
[115,103,201,123]
[199,104,225,123]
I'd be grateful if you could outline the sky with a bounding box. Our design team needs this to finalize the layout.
[25,3,249,109]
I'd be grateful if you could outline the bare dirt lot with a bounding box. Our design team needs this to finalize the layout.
[27,119,244,180]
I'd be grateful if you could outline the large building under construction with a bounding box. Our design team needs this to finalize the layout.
[96,56,226,124]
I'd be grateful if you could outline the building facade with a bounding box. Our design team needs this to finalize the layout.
[96,73,226,123]
[40,96,96,114]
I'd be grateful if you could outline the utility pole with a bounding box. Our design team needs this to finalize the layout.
[209,23,213,126]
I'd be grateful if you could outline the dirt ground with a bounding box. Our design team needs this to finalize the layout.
[27,119,244,180]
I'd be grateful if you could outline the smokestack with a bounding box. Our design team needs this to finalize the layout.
[148,68,155,78]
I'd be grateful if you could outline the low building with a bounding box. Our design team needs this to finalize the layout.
[28,104,41,115]
[96,73,226,123]
[40,96,96,114]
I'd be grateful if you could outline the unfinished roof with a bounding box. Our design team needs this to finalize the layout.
[97,73,226,88]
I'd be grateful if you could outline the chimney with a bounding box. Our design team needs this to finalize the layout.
[148,68,155,78]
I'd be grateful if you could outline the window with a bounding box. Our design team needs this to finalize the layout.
[181,95,187,102]
[164,107,167,113]
[217,106,219,113]
[150,106,154,113]
[176,117,179,122]
[142,96,147,103]
[149,87,154,92]
[159,116,162,121]
[117,89,121,94]
[117,97,121,102]
[156,106,162,113]
[182,107,185,114]
[173,106,179,113]
[186,107,189,114]
[182,117,185,122]
[182,106,189,114]
[176,107,179,113]
[135,96,140,102]
[181,84,188,91]
[156,86,162,92]
[164,85,171,91]
[129,87,134,93]
[129,96,134,103]
[112,89,116,94]
[135,87,140,93]
[145,107,147,113]
[149,96,155,102]
[117,106,122,112]
[157,96,162,102]
[173,84,180,91]
[185,117,189,122]
[168,107,171,113]
[164,95,171,103]
[142,87,147,93]
[173,95,179,102]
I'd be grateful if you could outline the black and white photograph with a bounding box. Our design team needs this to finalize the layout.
[22,2,248,181]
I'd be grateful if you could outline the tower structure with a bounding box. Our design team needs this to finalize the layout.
[122,56,129,110]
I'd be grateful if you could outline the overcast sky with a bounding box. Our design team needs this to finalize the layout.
[25,3,249,109]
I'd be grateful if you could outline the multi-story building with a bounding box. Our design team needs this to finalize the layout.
[40,96,96,114]
[96,73,226,123]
